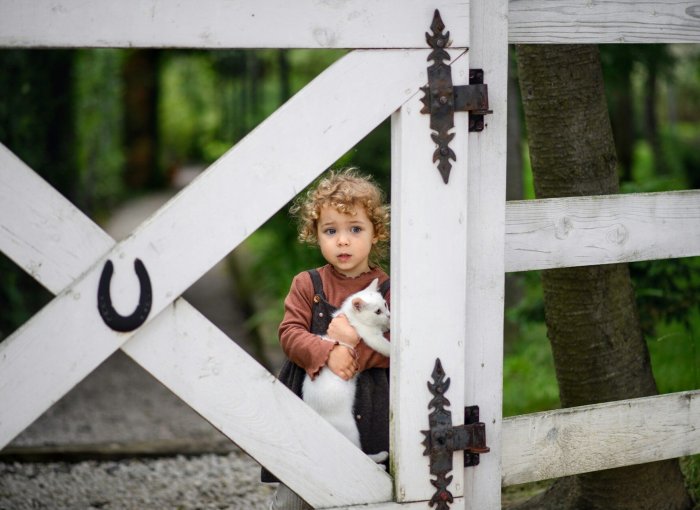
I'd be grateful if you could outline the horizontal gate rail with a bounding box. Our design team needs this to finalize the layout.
[505,190,700,272]
[0,0,469,49]
[3,0,699,48]
[509,0,700,43]
[0,146,392,507]
[502,390,700,486]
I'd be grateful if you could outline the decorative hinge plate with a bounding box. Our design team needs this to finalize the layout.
[421,358,490,509]
[420,9,492,184]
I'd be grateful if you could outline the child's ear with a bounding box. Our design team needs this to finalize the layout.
[352,297,365,311]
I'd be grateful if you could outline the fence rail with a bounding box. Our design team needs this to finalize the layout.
[502,390,700,486]
[3,0,700,48]
[505,190,700,272]
[0,0,469,48]
[509,0,700,44]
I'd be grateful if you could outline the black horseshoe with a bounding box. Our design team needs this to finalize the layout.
[97,258,152,332]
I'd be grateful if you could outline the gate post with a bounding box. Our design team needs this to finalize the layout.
[390,43,471,506]
[465,0,508,508]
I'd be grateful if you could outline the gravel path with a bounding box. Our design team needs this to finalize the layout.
[0,452,274,510]
[1,179,282,509]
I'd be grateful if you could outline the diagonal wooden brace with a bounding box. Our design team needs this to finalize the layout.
[0,47,440,507]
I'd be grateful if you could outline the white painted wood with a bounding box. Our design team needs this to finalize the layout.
[0,152,392,507]
[505,191,700,273]
[334,500,452,510]
[502,390,700,486]
[123,301,393,507]
[509,0,700,43]
[390,48,470,505]
[0,49,429,449]
[463,1,508,509]
[0,0,469,49]
[0,146,114,293]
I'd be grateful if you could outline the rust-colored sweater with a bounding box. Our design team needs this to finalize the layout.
[278,264,390,378]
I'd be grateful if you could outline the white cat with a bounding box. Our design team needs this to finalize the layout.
[302,278,391,464]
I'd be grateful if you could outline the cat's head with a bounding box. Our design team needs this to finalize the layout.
[351,278,390,332]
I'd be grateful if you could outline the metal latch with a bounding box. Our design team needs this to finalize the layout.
[420,9,492,184]
[421,358,490,509]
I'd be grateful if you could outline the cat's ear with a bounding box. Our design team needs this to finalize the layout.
[352,297,365,311]
[368,278,379,291]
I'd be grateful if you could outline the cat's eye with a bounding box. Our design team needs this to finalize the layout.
[375,309,382,315]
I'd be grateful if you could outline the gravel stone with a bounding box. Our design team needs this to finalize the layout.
[0,452,276,509]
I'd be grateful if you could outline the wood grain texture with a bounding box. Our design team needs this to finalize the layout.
[463,0,509,508]
[0,0,469,48]
[509,0,700,43]
[0,149,392,507]
[502,390,700,486]
[505,191,700,272]
[0,49,432,505]
[390,48,469,503]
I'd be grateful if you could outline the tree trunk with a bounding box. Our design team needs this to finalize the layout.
[123,49,161,190]
[608,62,635,182]
[644,58,667,175]
[514,44,692,510]
[505,46,525,347]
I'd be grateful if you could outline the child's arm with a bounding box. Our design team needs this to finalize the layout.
[326,344,359,381]
[279,273,336,378]
[326,314,360,347]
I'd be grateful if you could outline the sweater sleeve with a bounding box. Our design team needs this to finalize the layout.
[278,272,335,378]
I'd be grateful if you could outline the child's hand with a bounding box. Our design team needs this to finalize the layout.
[327,344,359,381]
[327,314,360,347]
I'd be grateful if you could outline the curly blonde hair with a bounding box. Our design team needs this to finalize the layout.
[290,168,390,264]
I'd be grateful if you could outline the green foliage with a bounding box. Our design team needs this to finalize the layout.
[631,257,700,338]
[503,320,560,416]
[681,455,700,508]
[75,49,126,216]
[0,254,51,341]
[160,52,223,165]
[0,50,77,339]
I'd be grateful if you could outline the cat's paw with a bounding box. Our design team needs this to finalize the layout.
[368,451,389,464]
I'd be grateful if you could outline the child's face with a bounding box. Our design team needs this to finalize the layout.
[317,205,377,278]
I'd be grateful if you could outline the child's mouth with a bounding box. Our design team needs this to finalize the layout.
[338,254,351,262]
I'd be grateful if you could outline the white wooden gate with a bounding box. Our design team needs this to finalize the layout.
[0,1,699,509]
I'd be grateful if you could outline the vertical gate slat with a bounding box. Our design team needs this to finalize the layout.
[464,0,509,508]
[390,47,470,505]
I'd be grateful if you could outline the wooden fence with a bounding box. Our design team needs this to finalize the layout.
[0,1,699,508]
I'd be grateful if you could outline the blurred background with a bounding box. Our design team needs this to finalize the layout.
[1,46,699,501]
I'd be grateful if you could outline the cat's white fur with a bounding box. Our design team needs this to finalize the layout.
[302,278,390,464]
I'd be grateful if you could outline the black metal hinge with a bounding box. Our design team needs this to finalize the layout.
[421,358,490,509]
[420,9,492,184]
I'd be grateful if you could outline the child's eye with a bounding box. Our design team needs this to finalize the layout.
[351,226,362,233]
[325,228,336,235]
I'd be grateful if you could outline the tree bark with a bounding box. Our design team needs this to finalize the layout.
[123,49,161,190]
[514,44,692,510]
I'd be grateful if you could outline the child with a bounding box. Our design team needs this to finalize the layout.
[264,168,391,510]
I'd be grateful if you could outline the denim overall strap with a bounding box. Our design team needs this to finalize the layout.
[307,269,337,335]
